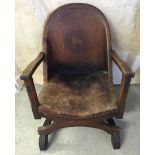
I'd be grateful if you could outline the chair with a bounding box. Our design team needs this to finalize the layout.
[20,3,135,150]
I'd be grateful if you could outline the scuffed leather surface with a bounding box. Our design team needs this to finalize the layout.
[38,72,118,118]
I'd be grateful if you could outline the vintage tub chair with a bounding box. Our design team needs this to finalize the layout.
[20,3,135,150]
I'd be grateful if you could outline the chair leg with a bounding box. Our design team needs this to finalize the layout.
[107,118,121,149]
[39,134,48,150]
[111,131,120,149]
[38,118,121,150]
[38,119,53,150]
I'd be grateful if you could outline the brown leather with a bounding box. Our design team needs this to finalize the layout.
[38,72,118,119]
[43,3,112,79]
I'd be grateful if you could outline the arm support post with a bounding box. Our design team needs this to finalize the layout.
[24,78,41,119]
[20,52,45,119]
[111,51,135,119]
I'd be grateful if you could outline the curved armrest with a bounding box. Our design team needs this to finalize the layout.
[20,52,45,80]
[111,50,135,119]
[111,51,135,78]
[20,52,45,119]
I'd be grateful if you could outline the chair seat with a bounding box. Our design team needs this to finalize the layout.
[38,72,118,119]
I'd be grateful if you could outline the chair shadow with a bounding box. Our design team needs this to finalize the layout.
[48,129,59,147]
[47,121,128,152]
[46,128,96,154]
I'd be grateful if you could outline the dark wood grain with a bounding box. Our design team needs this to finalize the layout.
[111,50,135,118]
[42,3,112,82]
[20,52,45,80]
[20,3,135,150]
[111,51,135,77]
[24,77,41,119]
[20,52,45,119]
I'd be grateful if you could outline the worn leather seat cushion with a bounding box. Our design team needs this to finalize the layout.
[38,72,118,119]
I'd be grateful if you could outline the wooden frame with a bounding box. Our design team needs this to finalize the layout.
[20,50,134,150]
[20,3,135,151]
[111,51,135,118]
[20,52,45,119]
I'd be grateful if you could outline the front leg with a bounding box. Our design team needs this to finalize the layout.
[107,118,121,149]
[38,119,52,150]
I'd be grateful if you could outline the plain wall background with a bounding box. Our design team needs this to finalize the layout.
[15,0,140,85]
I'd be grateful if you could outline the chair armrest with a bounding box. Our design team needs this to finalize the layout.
[111,50,135,119]
[20,52,45,119]
[20,52,45,80]
[111,51,135,78]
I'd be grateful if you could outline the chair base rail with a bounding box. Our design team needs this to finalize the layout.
[38,118,121,150]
